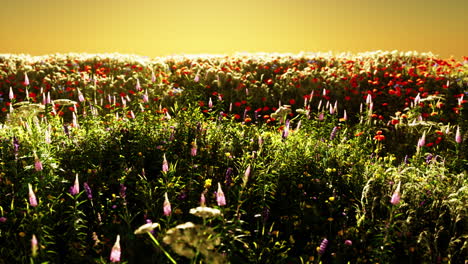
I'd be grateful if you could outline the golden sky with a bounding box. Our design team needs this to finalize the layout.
[1,0,466,59]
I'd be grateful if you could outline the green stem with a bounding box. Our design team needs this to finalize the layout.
[147,232,177,264]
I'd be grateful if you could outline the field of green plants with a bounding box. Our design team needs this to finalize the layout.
[0,51,467,263]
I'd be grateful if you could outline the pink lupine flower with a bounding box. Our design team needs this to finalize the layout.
[163,192,171,216]
[282,120,290,139]
[318,112,324,121]
[455,126,462,144]
[344,239,352,246]
[329,104,335,115]
[414,93,421,105]
[70,174,80,196]
[295,120,302,132]
[190,141,197,157]
[31,234,38,257]
[194,74,200,82]
[142,90,149,103]
[366,94,372,105]
[110,235,121,262]
[151,71,156,83]
[28,183,38,207]
[121,96,126,108]
[9,86,14,100]
[45,127,51,144]
[208,97,213,108]
[24,72,30,86]
[390,181,401,205]
[72,112,78,128]
[136,78,141,91]
[242,165,251,187]
[162,154,169,172]
[417,132,426,148]
[78,90,85,102]
[200,192,206,207]
[216,183,226,206]
[34,158,43,172]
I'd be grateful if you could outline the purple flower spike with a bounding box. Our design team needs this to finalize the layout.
[318,238,328,255]
[83,182,93,200]
[120,184,127,199]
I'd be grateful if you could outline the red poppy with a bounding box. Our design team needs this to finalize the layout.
[374,134,385,141]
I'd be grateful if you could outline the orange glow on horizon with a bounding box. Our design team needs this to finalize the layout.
[1,0,466,59]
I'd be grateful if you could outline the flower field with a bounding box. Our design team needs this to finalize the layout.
[0,51,467,263]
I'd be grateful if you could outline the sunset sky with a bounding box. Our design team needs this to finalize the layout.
[1,0,466,59]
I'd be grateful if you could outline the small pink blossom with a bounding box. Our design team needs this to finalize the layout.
[162,154,169,172]
[9,86,14,100]
[390,181,401,205]
[135,78,141,91]
[200,192,206,207]
[110,235,121,262]
[455,126,462,144]
[417,132,426,149]
[78,90,85,102]
[208,97,213,108]
[70,174,80,196]
[34,158,43,172]
[31,234,38,257]
[28,183,38,207]
[163,192,171,216]
[24,72,30,86]
[216,183,226,206]
[190,141,197,157]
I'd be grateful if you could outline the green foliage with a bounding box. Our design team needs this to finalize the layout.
[0,52,466,263]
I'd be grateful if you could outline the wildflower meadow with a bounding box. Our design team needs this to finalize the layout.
[0,51,466,263]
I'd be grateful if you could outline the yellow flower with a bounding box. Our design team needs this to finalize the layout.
[329,197,335,202]
[204,179,212,189]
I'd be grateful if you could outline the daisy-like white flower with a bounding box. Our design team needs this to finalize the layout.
[134,222,160,235]
[189,206,221,218]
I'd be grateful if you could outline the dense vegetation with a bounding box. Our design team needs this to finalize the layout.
[0,51,467,263]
